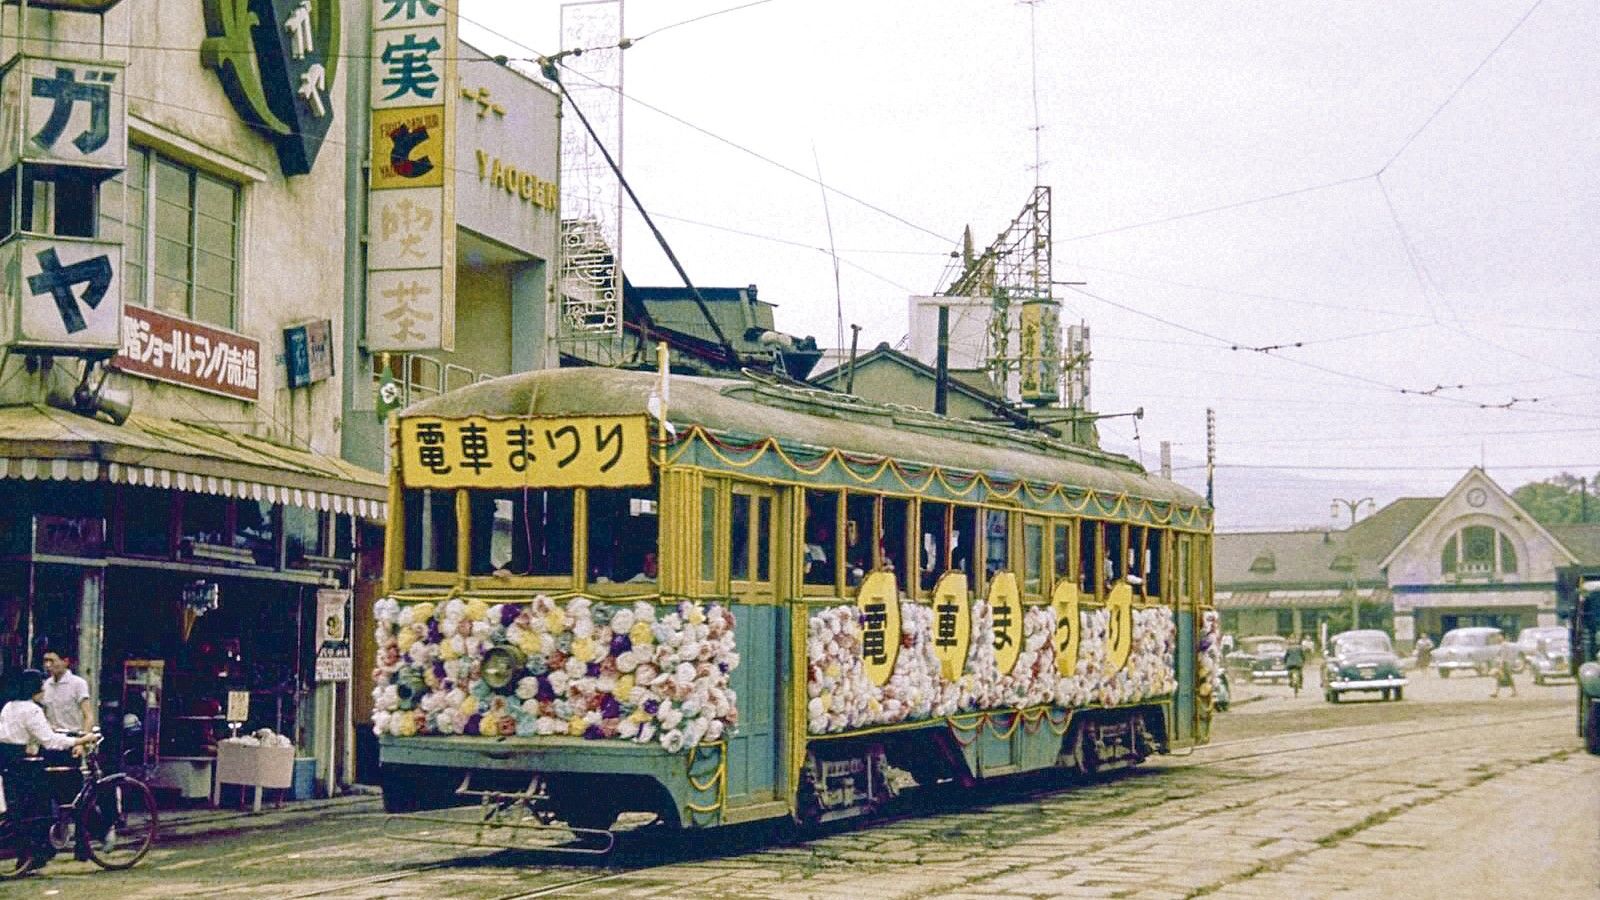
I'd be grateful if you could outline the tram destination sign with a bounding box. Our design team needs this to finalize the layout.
[398,414,650,489]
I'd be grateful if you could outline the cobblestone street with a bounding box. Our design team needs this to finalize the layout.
[14,674,1596,900]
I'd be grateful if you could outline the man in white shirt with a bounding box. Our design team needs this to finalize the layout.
[2,669,94,872]
[40,650,93,734]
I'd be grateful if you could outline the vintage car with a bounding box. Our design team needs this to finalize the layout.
[1517,628,1573,685]
[1226,635,1290,683]
[1513,626,1568,674]
[1432,626,1506,677]
[1323,630,1406,702]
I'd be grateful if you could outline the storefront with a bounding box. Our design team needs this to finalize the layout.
[0,405,384,800]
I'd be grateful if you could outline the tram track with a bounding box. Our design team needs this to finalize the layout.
[216,704,1578,899]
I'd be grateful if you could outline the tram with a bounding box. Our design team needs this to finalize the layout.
[1555,567,1600,754]
[371,366,1221,837]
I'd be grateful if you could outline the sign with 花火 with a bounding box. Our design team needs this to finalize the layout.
[398,415,650,489]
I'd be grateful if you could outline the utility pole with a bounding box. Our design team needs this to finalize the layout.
[1331,497,1374,631]
[1159,440,1172,480]
[845,324,862,394]
[1205,408,1215,507]
[1331,497,1374,528]
[934,305,950,415]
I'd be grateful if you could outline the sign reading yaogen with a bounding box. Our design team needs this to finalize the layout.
[397,415,650,489]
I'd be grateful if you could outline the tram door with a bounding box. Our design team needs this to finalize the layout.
[726,485,782,805]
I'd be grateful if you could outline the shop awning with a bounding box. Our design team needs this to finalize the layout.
[0,404,387,518]
[1216,587,1393,610]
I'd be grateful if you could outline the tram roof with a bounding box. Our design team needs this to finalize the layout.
[402,368,1207,510]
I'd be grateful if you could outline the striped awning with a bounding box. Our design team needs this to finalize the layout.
[0,405,386,518]
[1215,587,1393,610]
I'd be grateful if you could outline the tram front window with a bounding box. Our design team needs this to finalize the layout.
[951,506,978,580]
[465,489,573,576]
[845,494,875,584]
[920,501,951,591]
[882,497,910,592]
[404,488,458,573]
[588,485,659,583]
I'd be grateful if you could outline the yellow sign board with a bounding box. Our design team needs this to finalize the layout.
[1051,580,1081,677]
[371,105,447,189]
[398,415,651,489]
[1106,581,1135,673]
[857,572,900,686]
[930,572,971,681]
[988,572,1023,675]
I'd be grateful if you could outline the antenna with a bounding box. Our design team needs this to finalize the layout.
[813,145,845,357]
[1020,0,1046,180]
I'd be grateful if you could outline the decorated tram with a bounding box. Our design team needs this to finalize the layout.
[372,366,1222,835]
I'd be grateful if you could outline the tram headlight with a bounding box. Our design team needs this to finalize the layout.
[1579,661,1600,697]
[481,644,528,693]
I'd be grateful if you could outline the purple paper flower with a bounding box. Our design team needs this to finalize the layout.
[583,724,606,740]
[432,661,447,681]
[426,620,443,643]
[610,634,632,656]
[586,662,601,678]
[536,675,555,702]
[643,698,660,715]
[501,604,521,627]
[601,695,622,719]
[464,713,482,735]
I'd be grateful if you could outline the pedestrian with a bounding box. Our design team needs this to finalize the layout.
[40,649,93,733]
[0,669,97,873]
[1415,634,1433,672]
[1489,639,1518,698]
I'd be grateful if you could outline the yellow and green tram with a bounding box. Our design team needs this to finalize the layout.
[372,367,1222,832]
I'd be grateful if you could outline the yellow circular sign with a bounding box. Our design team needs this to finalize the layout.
[856,572,901,686]
[988,572,1023,675]
[929,572,971,681]
[1106,581,1135,673]
[1050,580,1081,677]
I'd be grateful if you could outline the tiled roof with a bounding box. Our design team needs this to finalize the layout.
[1550,523,1600,565]
[1216,497,1439,589]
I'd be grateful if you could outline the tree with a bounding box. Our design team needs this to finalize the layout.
[1510,472,1600,526]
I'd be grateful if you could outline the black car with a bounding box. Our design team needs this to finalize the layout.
[1323,630,1406,702]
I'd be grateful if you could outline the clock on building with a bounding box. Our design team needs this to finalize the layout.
[1466,487,1488,508]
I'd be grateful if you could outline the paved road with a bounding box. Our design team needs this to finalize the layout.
[14,673,1596,899]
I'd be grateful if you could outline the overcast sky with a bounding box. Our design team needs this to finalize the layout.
[463,1,1599,529]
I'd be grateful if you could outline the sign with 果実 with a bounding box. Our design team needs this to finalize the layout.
[4,235,123,355]
[365,0,456,353]
[0,54,127,174]
[113,304,261,401]
[398,414,651,489]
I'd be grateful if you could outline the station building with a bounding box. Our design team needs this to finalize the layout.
[1216,468,1600,648]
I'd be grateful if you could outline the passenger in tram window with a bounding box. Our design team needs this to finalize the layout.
[803,490,840,587]
[804,523,832,580]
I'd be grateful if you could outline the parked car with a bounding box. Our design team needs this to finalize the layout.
[1323,630,1406,702]
[1226,635,1290,682]
[1432,626,1506,677]
[1513,626,1568,674]
[1519,629,1573,685]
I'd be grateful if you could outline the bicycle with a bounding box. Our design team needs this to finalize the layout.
[0,732,158,878]
[1287,666,1304,697]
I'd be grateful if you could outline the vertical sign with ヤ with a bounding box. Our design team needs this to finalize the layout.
[6,237,123,354]
[365,0,456,352]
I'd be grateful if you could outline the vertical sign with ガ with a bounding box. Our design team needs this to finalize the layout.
[1105,581,1135,673]
[988,572,1023,675]
[1051,579,1081,677]
[930,571,971,681]
[0,55,127,174]
[856,572,900,687]
[365,0,457,352]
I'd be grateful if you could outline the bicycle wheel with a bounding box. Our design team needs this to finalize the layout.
[0,816,34,880]
[80,775,157,870]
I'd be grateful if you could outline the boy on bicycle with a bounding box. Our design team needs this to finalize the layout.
[1283,641,1306,693]
[1,670,96,873]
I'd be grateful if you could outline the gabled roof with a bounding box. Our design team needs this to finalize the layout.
[1216,496,1437,589]
[1378,468,1577,569]
[809,343,1043,431]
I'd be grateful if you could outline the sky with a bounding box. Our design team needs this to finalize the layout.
[461,1,1599,530]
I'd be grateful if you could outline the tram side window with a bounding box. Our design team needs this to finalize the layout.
[587,486,659,583]
[845,493,875,584]
[919,501,951,591]
[1079,520,1099,596]
[700,486,718,583]
[1053,521,1072,587]
[1104,522,1125,585]
[1129,525,1147,593]
[1023,518,1044,596]
[951,505,978,581]
[403,488,458,572]
[984,509,1009,580]
[882,497,910,593]
[803,490,839,587]
[465,489,573,576]
[1178,536,1192,601]
[1145,529,1164,598]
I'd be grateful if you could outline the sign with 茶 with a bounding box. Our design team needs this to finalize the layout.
[1051,580,1081,677]
[315,588,351,682]
[365,0,457,352]
[988,572,1023,675]
[930,572,970,681]
[398,414,651,489]
[113,304,260,401]
[856,572,899,687]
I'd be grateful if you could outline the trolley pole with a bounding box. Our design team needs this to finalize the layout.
[1205,408,1215,507]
